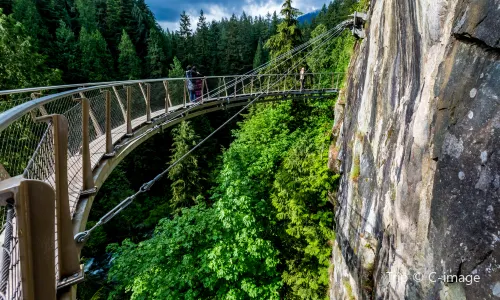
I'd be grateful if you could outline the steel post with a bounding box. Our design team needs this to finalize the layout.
[35,114,82,298]
[126,86,133,136]
[104,90,114,157]
[183,80,187,108]
[164,81,170,113]
[223,77,228,97]
[201,78,205,103]
[78,92,103,136]
[76,98,96,193]
[112,86,127,121]
[146,83,151,123]
[204,79,210,100]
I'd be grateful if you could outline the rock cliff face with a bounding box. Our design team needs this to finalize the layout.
[329,0,500,299]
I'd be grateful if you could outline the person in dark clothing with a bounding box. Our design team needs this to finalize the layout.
[191,66,203,101]
[186,65,196,102]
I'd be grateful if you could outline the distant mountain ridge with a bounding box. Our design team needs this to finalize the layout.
[298,9,320,24]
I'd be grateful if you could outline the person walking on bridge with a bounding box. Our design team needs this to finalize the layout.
[192,66,203,101]
[300,67,305,91]
[186,65,196,102]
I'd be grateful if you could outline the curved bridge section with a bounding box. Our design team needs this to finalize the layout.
[0,72,340,299]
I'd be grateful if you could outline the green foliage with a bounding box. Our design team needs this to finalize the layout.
[11,0,48,47]
[0,10,60,90]
[55,20,78,82]
[351,156,360,182]
[118,30,141,79]
[177,10,193,65]
[265,0,302,71]
[272,126,338,299]
[108,96,340,299]
[108,204,223,299]
[306,24,331,73]
[253,38,264,69]
[146,29,166,78]
[167,56,185,102]
[78,28,114,81]
[168,121,202,210]
[75,0,97,31]
[105,0,121,43]
[195,10,209,71]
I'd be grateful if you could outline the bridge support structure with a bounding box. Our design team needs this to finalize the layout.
[350,11,368,39]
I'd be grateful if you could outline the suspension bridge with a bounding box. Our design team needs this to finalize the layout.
[0,14,366,300]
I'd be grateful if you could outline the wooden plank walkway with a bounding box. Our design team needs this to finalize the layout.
[64,89,336,216]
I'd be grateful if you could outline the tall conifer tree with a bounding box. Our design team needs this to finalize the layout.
[178,11,192,64]
[55,20,78,82]
[78,28,113,81]
[146,29,166,78]
[118,30,141,79]
[168,121,201,210]
[195,10,209,72]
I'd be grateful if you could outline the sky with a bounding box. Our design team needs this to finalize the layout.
[146,0,327,32]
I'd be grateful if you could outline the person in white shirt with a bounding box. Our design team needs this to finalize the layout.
[300,67,305,91]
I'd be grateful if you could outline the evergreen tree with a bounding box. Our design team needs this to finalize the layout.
[12,0,48,47]
[168,121,201,210]
[240,11,254,71]
[146,28,166,78]
[177,11,192,64]
[118,29,141,79]
[270,11,279,35]
[75,0,97,31]
[207,21,220,74]
[194,10,209,72]
[223,14,242,74]
[131,0,155,58]
[281,0,301,26]
[105,0,121,47]
[305,24,332,73]
[120,0,135,37]
[168,57,185,109]
[253,38,264,69]
[265,0,302,70]
[78,28,113,81]
[55,20,78,82]
[0,10,60,89]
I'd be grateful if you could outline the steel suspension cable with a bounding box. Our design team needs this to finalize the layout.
[74,22,347,243]
[193,23,345,101]
[205,24,346,100]
[113,26,346,152]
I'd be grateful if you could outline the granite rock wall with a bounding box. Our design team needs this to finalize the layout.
[329,0,500,299]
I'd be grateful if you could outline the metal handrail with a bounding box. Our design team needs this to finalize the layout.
[0,73,341,96]
[0,72,341,132]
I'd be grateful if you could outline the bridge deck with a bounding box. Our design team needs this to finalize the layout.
[65,89,336,215]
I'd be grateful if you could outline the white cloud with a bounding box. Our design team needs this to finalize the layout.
[158,0,326,32]
[159,21,180,32]
[241,0,282,17]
